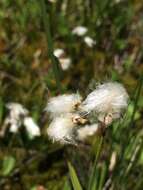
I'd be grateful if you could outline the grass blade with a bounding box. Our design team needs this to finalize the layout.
[98,163,107,190]
[2,156,16,176]
[68,161,83,190]
[63,179,72,190]
[88,136,103,190]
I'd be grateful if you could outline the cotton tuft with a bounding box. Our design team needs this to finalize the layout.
[6,103,29,118]
[84,36,96,48]
[77,124,98,141]
[23,117,40,138]
[54,49,71,71]
[72,26,88,36]
[81,82,128,118]
[9,123,19,133]
[54,48,64,58]
[45,94,82,118]
[59,58,71,70]
[5,103,40,138]
[6,102,29,133]
[47,114,78,144]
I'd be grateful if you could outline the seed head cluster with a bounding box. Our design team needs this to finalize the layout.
[46,82,129,144]
[4,103,40,138]
[1,82,128,144]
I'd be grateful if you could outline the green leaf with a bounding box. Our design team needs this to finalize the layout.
[63,179,72,190]
[88,137,103,190]
[98,163,107,190]
[127,103,141,120]
[68,162,83,190]
[2,156,16,176]
[139,150,143,165]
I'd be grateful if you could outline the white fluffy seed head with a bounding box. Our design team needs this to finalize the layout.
[7,116,22,133]
[9,123,19,133]
[77,124,98,141]
[54,49,71,71]
[47,113,77,144]
[81,82,129,117]
[72,26,88,36]
[45,93,82,118]
[23,117,40,138]
[59,58,71,71]
[84,36,96,48]
[54,48,65,58]
[6,103,28,133]
[6,102,28,119]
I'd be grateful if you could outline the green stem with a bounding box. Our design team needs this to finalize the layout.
[88,136,103,190]
[129,77,143,126]
[39,0,62,92]
[124,138,142,176]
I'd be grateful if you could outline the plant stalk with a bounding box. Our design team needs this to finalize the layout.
[39,0,62,92]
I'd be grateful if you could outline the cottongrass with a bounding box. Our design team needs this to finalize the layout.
[24,117,40,138]
[54,48,64,58]
[46,81,129,144]
[72,26,88,36]
[6,102,29,118]
[5,102,40,138]
[81,82,128,121]
[59,58,71,71]
[72,26,96,48]
[54,48,71,71]
[6,103,29,133]
[2,81,128,144]
[45,94,82,118]
[84,36,96,48]
[77,124,99,141]
[47,113,78,144]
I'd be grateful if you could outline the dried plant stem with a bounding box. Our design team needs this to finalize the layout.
[39,0,62,92]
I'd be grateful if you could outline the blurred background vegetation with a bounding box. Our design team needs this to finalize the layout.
[0,0,143,189]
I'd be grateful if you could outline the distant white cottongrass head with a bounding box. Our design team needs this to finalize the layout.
[23,117,40,138]
[81,82,129,119]
[6,102,28,118]
[72,26,88,36]
[77,123,98,141]
[54,48,65,58]
[6,103,29,133]
[45,93,82,118]
[5,103,40,138]
[9,123,19,133]
[84,36,96,48]
[59,58,71,71]
[47,113,79,144]
[54,48,71,71]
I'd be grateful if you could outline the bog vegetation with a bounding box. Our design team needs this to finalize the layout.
[0,0,143,190]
